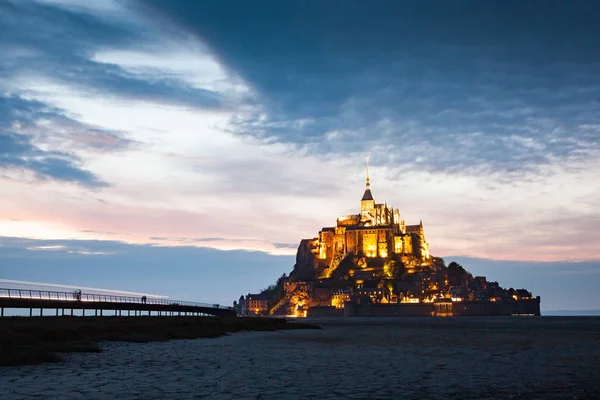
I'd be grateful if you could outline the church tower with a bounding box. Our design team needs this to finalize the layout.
[360,157,375,224]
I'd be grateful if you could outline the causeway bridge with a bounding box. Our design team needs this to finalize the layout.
[0,288,236,318]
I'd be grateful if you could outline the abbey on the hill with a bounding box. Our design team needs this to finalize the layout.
[308,158,431,278]
[237,158,540,318]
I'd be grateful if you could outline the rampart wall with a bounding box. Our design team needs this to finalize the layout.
[307,297,541,318]
[344,302,434,317]
[306,306,344,318]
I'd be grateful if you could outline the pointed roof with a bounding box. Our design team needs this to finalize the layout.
[361,189,374,201]
[361,156,374,201]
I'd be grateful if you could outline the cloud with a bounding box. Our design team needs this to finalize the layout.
[26,245,67,251]
[0,94,138,154]
[80,229,119,235]
[1,0,598,267]
[23,243,112,255]
[0,93,121,188]
[271,242,298,249]
[0,236,293,303]
[0,131,108,188]
[147,237,300,255]
[134,1,600,177]
[0,0,227,110]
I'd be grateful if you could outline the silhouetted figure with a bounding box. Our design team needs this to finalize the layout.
[141,295,147,304]
[74,290,82,301]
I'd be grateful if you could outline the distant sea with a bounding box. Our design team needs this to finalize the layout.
[543,310,600,316]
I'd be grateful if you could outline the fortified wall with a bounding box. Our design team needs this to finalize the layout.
[308,297,541,318]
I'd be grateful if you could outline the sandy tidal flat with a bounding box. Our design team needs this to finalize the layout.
[1,317,599,399]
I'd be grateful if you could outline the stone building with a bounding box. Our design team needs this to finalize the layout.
[305,159,431,278]
[331,289,352,309]
[246,293,270,316]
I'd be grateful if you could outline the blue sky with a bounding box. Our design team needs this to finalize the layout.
[1,0,599,311]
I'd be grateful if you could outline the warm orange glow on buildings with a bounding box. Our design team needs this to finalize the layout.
[246,294,269,316]
[308,159,431,278]
[245,158,541,319]
[331,290,351,309]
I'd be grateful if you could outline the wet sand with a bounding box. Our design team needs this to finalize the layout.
[0,316,318,366]
[1,317,599,399]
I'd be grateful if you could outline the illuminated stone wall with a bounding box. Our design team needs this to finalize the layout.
[312,224,432,265]
[361,231,377,258]
[325,232,334,261]
[403,235,413,254]
[346,230,357,254]
[333,227,346,255]
[394,236,403,253]
[377,229,389,258]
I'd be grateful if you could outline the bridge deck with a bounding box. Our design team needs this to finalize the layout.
[0,288,236,318]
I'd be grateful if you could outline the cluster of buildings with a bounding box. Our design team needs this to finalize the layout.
[291,159,431,282]
[236,160,540,317]
[235,293,269,317]
[236,276,536,317]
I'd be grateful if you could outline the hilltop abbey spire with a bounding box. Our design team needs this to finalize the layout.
[365,155,371,190]
[361,156,374,202]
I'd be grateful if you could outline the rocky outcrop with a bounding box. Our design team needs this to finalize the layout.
[289,239,319,282]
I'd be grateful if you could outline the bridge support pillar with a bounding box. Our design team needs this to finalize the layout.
[40,308,43,317]
[100,309,103,317]
[95,309,98,317]
[70,309,73,316]
[128,310,130,316]
[30,308,33,317]
[62,309,65,316]
[82,309,85,317]
[1,307,3,317]
[119,310,121,316]
[148,310,151,316]
[56,308,59,316]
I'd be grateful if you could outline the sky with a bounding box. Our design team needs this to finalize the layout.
[1,0,599,311]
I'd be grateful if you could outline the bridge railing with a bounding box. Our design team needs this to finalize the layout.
[0,288,233,310]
